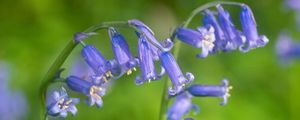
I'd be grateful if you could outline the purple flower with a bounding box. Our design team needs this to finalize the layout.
[203,9,227,52]
[187,79,232,106]
[108,27,139,75]
[176,26,215,58]
[46,88,79,118]
[167,92,199,120]
[217,5,245,51]
[69,59,94,80]
[73,32,97,43]
[276,33,300,64]
[66,76,106,107]
[135,32,165,85]
[159,52,194,95]
[81,45,113,84]
[128,19,173,59]
[239,5,268,52]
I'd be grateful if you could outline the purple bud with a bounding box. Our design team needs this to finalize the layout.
[187,79,232,106]
[240,5,268,52]
[159,52,194,95]
[46,88,79,118]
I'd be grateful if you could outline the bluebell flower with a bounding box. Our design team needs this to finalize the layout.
[203,9,227,52]
[167,92,199,120]
[108,27,139,75]
[0,62,28,120]
[239,5,269,52]
[81,45,114,85]
[159,51,194,95]
[176,26,216,58]
[128,19,173,60]
[69,59,94,80]
[276,33,300,64]
[66,76,106,107]
[187,79,232,106]
[135,32,165,85]
[46,88,79,118]
[217,4,245,51]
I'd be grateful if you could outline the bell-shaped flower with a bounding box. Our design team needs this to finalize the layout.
[159,51,194,95]
[46,88,79,118]
[203,9,227,52]
[167,92,199,120]
[239,5,268,52]
[81,45,114,85]
[66,76,106,108]
[108,27,139,75]
[187,79,232,106]
[176,26,215,58]
[135,32,165,85]
[217,4,245,51]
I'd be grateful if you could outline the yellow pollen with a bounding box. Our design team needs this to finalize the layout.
[127,70,132,75]
[133,67,137,71]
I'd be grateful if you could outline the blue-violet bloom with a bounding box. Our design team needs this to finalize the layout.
[46,88,79,118]
[66,76,106,107]
[167,92,199,120]
[217,4,245,51]
[187,79,232,106]
[176,26,215,58]
[135,32,165,85]
[108,27,138,75]
[81,45,114,85]
[159,52,194,95]
[240,5,268,52]
[203,9,227,52]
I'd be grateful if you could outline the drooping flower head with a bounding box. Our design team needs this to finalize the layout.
[176,26,215,58]
[276,33,300,64]
[187,79,232,106]
[128,19,173,60]
[159,51,194,95]
[81,45,113,85]
[167,92,199,120]
[135,32,165,85]
[108,27,138,75]
[46,88,79,118]
[217,4,245,51]
[66,76,106,108]
[203,9,227,52]
[239,4,268,52]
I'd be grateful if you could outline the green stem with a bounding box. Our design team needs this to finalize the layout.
[158,1,244,120]
[39,21,131,119]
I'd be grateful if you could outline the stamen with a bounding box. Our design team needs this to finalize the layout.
[127,70,132,75]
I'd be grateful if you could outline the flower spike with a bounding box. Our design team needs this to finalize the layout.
[135,32,165,85]
[159,52,194,95]
[187,79,232,106]
[46,88,79,118]
[66,76,106,108]
[239,4,268,52]
[108,27,139,76]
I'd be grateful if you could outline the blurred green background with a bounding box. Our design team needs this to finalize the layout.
[0,0,300,119]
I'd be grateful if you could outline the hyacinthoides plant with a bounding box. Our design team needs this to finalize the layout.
[39,1,268,120]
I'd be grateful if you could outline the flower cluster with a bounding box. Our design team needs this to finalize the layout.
[176,4,268,58]
[44,2,268,119]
